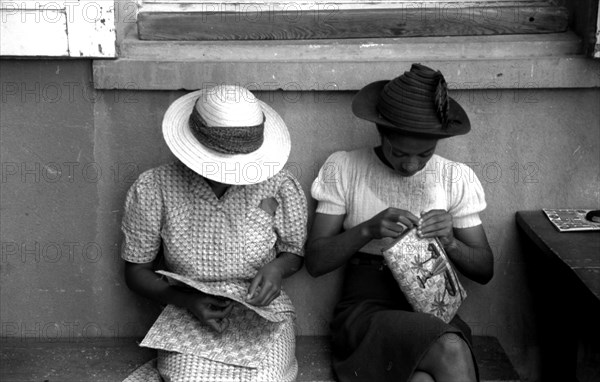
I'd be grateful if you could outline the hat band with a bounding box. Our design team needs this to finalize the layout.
[189,107,265,154]
[377,68,451,130]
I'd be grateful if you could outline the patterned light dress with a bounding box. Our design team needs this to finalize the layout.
[121,161,307,382]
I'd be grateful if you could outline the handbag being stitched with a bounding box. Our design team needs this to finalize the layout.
[381,228,467,323]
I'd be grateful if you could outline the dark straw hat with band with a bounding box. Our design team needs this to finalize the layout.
[162,85,291,185]
[352,64,471,138]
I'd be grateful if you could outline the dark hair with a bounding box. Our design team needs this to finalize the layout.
[376,124,396,138]
[376,123,440,144]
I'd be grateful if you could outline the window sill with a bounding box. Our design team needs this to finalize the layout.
[93,28,600,90]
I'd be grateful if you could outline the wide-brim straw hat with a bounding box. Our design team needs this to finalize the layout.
[162,85,291,185]
[352,64,470,138]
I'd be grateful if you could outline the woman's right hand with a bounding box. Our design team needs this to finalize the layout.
[305,209,419,277]
[362,208,419,239]
[124,263,234,332]
[184,292,234,333]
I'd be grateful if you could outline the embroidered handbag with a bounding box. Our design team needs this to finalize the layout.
[381,228,467,323]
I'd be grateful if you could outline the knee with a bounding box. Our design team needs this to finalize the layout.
[431,333,472,366]
[409,371,435,382]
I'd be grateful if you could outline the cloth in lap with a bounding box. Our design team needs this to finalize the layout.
[156,319,297,382]
[123,319,297,382]
[331,260,478,382]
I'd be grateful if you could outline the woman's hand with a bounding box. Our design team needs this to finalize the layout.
[306,209,418,277]
[124,262,235,332]
[184,292,233,333]
[418,209,455,248]
[246,261,285,307]
[363,208,419,239]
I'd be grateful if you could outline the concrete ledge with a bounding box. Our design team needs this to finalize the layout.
[1,335,520,381]
[92,29,600,90]
[118,31,584,61]
[94,56,600,91]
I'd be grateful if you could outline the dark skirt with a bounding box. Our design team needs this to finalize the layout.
[331,255,478,382]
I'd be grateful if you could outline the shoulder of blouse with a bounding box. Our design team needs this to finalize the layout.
[322,147,373,174]
[271,168,304,193]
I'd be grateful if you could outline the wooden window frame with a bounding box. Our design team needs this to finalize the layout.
[136,0,570,40]
[91,0,600,91]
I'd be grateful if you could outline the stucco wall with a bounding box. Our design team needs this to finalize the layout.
[1,59,599,381]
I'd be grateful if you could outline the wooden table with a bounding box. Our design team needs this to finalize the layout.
[516,210,600,301]
[516,210,600,382]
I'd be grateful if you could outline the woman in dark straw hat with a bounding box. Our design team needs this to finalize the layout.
[306,64,494,382]
[121,85,307,382]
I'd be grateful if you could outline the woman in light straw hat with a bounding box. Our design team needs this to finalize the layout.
[121,85,307,382]
[306,64,494,382]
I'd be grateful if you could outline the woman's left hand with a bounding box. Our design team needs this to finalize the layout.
[246,262,284,307]
[418,209,455,248]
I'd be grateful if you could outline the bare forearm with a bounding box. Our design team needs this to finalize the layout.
[444,240,493,284]
[124,263,190,308]
[273,252,304,278]
[306,222,372,277]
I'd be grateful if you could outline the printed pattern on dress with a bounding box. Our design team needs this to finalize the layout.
[120,161,308,380]
[141,304,286,368]
[156,270,294,322]
[124,320,297,382]
[155,320,297,382]
[122,359,161,382]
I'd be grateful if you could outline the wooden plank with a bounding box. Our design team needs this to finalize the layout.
[141,0,555,12]
[120,29,583,61]
[296,336,520,382]
[474,336,521,382]
[0,338,155,382]
[595,2,600,58]
[564,0,600,58]
[296,336,335,381]
[0,336,519,382]
[516,211,600,301]
[138,3,569,40]
[92,55,600,90]
[516,210,600,381]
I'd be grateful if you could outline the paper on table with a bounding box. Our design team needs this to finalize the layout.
[542,209,600,232]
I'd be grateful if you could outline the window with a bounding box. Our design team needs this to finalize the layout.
[136,0,569,40]
[91,0,599,91]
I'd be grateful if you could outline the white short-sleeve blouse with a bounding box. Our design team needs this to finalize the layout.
[311,148,486,254]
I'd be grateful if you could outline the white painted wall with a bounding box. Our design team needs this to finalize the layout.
[0,0,116,57]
